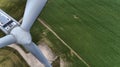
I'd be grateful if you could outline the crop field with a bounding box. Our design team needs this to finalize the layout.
[1,0,120,67]
[40,0,120,67]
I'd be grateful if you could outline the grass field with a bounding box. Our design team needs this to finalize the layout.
[1,0,120,67]
[40,0,120,67]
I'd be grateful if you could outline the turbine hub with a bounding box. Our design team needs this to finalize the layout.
[10,27,32,45]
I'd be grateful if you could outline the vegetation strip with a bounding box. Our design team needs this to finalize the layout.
[38,18,90,67]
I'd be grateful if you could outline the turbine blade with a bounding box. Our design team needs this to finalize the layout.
[21,0,47,31]
[23,42,52,67]
[0,35,16,48]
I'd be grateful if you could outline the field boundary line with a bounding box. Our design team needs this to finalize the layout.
[38,18,90,67]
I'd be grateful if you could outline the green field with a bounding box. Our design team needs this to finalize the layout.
[1,0,120,67]
[40,0,120,67]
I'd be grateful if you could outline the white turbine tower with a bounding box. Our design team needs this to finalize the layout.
[0,0,52,67]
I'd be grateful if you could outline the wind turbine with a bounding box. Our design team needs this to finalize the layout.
[0,0,52,67]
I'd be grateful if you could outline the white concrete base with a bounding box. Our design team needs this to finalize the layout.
[8,42,57,67]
